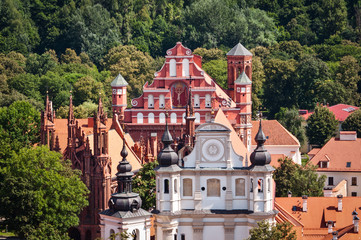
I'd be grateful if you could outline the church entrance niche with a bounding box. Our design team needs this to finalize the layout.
[170,82,188,108]
[85,230,91,240]
[132,229,139,240]
[68,227,81,240]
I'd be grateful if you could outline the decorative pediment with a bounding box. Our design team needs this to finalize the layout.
[195,123,230,132]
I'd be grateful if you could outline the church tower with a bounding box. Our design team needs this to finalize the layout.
[40,93,56,150]
[227,43,253,149]
[111,73,128,121]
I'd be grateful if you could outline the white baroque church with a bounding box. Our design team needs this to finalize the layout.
[154,118,277,240]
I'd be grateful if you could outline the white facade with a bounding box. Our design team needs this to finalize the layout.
[100,212,151,240]
[320,171,361,197]
[155,122,276,240]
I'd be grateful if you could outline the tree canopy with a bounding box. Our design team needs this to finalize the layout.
[0,146,89,240]
[306,105,338,147]
[273,158,326,197]
[342,109,361,137]
[248,220,296,240]
[132,161,158,211]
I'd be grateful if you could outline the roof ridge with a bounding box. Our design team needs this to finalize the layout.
[275,201,304,227]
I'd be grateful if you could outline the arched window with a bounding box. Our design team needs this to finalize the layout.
[245,65,251,79]
[159,113,165,123]
[171,113,177,123]
[148,113,154,123]
[207,178,220,197]
[164,179,169,194]
[195,112,200,123]
[148,94,154,108]
[182,59,189,76]
[205,94,211,107]
[183,178,193,197]
[159,94,165,108]
[258,179,263,193]
[137,113,143,124]
[235,178,246,196]
[110,229,115,237]
[174,179,178,193]
[194,94,200,107]
[182,113,186,124]
[268,178,271,192]
[170,59,176,77]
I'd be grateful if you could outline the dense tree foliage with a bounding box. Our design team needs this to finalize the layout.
[132,161,158,210]
[342,109,361,137]
[0,0,360,121]
[273,158,326,197]
[0,146,89,240]
[306,105,338,147]
[0,101,40,155]
[248,220,296,240]
[275,107,307,146]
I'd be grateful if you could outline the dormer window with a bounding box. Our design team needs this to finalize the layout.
[319,161,328,168]
[346,162,351,168]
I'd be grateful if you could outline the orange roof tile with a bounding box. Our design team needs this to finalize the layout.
[276,197,361,239]
[53,118,113,153]
[309,137,361,171]
[251,120,300,146]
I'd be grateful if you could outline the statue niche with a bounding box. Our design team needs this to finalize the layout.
[171,81,188,108]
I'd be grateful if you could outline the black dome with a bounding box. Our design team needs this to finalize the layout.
[109,193,142,212]
[250,120,271,166]
[158,120,178,166]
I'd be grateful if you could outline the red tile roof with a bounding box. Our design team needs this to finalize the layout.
[309,137,361,172]
[251,120,300,146]
[276,197,361,239]
[302,104,359,122]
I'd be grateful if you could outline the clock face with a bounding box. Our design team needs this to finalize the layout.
[202,139,224,161]
[112,89,116,94]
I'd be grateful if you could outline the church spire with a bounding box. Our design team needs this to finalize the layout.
[158,112,178,167]
[250,120,271,166]
[108,137,142,212]
[68,92,74,123]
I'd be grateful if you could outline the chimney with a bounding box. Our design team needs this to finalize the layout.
[302,195,308,212]
[332,231,338,240]
[337,195,343,211]
[288,190,292,198]
[354,216,359,233]
[328,221,334,233]
[339,131,357,141]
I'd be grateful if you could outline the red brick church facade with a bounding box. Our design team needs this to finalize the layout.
[114,42,253,160]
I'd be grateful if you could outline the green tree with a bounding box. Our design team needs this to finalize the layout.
[248,220,296,240]
[0,146,89,240]
[0,101,40,153]
[306,104,338,147]
[273,158,326,197]
[73,76,105,106]
[65,4,121,65]
[101,45,155,100]
[202,59,227,89]
[342,109,361,138]
[251,56,265,118]
[132,161,158,210]
[275,107,306,146]
[263,58,298,117]
[183,0,277,49]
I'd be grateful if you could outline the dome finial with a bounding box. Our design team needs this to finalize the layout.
[250,120,271,166]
